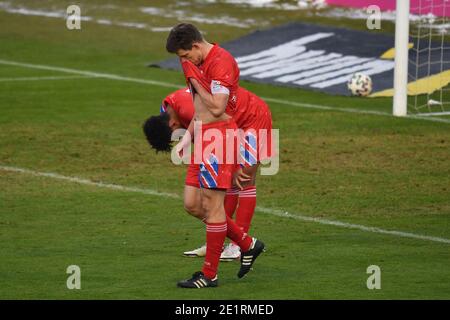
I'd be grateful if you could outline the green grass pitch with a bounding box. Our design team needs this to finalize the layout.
[0,0,449,299]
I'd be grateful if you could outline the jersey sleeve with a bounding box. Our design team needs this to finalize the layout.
[208,57,236,95]
[178,102,195,128]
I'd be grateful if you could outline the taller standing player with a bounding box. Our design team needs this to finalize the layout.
[167,23,273,261]
[143,86,272,262]
[166,23,266,288]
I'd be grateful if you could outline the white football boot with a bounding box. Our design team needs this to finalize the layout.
[183,244,207,257]
[220,243,241,261]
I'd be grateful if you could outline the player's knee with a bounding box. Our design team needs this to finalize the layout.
[200,197,210,214]
[184,199,201,217]
[201,196,219,217]
[183,201,195,214]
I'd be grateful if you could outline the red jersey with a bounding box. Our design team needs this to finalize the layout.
[161,88,194,129]
[197,44,262,129]
[163,86,269,132]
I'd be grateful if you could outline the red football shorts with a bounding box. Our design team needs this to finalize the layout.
[185,160,200,188]
[186,119,239,190]
[239,101,273,167]
[184,100,273,187]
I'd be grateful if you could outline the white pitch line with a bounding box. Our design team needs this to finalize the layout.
[0,75,96,82]
[407,114,450,124]
[256,207,450,245]
[0,59,180,89]
[1,59,449,124]
[1,165,449,245]
[415,111,450,117]
[0,165,180,199]
[263,98,450,124]
[262,97,390,116]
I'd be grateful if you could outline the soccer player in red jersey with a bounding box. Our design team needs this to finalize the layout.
[144,84,272,262]
[165,23,267,288]
[170,24,272,260]
[161,88,195,130]
[143,88,194,152]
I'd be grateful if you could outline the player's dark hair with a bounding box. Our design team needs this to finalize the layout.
[142,113,172,152]
[166,23,203,53]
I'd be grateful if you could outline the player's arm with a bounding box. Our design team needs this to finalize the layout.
[175,112,195,157]
[189,78,228,117]
[185,116,194,137]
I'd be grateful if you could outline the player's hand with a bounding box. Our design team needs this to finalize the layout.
[180,60,208,90]
[175,141,184,158]
[175,133,191,158]
[181,60,199,82]
[190,78,199,86]
[233,167,251,190]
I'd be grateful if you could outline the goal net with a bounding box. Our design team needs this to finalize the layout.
[394,0,450,116]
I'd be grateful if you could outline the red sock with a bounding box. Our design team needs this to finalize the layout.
[226,216,252,252]
[224,187,240,218]
[236,186,256,234]
[202,222,227,279]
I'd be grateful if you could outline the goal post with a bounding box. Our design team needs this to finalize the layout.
[393,0,410,117]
